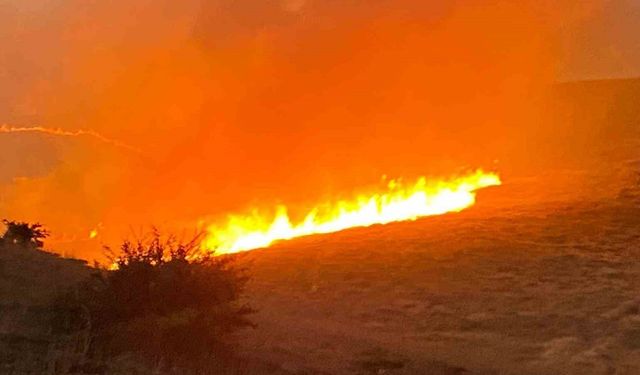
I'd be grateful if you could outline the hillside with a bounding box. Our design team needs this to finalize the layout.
[1,78,639,374]
[0,244,90,373]
[236,164,640,375]
[3,164,639,375]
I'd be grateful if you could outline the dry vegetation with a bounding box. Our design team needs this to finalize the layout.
[233,165,640,375]
[0,239,90,374]
[1,166,639,375]
[0,230,255,375]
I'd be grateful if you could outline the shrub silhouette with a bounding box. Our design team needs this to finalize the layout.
[1,219,49,248]
[57,229,254,373]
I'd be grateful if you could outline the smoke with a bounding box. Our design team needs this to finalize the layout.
[0,0,628,259]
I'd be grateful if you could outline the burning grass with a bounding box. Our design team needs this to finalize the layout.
[202,170,501,254]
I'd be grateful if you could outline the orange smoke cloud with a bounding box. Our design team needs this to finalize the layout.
[0,0,621,260]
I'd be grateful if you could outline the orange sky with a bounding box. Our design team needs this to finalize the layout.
[0,0,636,259]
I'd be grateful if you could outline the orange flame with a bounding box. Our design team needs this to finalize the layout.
[0,124,142,155]
[202,170,501,254]
[89,229,99,239]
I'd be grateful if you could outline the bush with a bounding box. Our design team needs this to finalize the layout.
[1,219,49,248]
[57,229,254,373]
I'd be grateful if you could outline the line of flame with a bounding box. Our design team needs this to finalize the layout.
[0,124,142,155]
[202,169,501,254]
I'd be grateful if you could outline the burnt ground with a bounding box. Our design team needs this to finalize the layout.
[236,164,640,375]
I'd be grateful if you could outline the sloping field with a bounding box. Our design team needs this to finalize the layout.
[1,79,638,374]
[0,244,90,373]
[237,164,640,374]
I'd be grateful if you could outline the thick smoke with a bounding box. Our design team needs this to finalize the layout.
[0,0,631,259]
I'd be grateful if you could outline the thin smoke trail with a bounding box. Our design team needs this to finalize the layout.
[0,124,143,155]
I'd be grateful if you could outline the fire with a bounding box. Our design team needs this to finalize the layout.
[0,124,141,155]
[202,170,501,254]
[89,229,99,239]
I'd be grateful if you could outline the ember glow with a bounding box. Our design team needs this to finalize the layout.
[202,170,501,254]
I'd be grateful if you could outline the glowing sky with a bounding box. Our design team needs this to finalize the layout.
[0,0,637,259]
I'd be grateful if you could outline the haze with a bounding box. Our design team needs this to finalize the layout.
[1,0,638,259]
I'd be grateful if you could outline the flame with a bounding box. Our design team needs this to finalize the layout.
[0,124,142,155]
[89,229,99,239]
[202,170,501,254]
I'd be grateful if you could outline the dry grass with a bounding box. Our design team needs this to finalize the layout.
[0,244,90,374]
[233,166,640,375]
[2,165,639,374]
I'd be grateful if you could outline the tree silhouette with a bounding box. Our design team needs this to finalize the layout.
[1,220,50,248]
